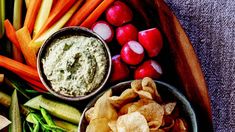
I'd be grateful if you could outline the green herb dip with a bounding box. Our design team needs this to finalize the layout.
[42,35,108,96]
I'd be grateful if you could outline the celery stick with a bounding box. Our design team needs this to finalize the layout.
[0,0,5,38]
[9,90,22,132]
[33,0,53,37]
[13,0,23,30]
[32,0,84,52]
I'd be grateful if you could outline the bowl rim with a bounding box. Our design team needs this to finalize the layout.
[78,80,198,132]
[37,26,112,101]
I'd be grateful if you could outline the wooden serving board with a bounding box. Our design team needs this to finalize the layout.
[127,0,212,131]
[0,0,212,131]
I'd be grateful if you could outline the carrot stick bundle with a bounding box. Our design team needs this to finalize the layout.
[0,55,40,81]
[33,0,76,39]
[80,0,115,28]
[16,27,37,68]
[4,20,21,50]
[66,0,102,26]
[24,0,42,34]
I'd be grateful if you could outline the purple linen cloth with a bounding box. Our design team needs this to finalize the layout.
[164,0,235,131]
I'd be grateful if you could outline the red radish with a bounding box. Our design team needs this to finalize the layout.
[111,55,130,82]
[116,24,138,46]
[91,21,114,42]
[105,1,133,26]
[138,28,163,57]
[134,60,162,79]
[121,41,144,65]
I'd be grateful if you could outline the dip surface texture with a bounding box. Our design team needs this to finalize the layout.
[42,35,108,96]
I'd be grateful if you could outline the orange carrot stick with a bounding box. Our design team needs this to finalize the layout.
[19,75,47,91]
[0,55,40,81]
[80,0,115,28]
[12,45,24,62]
[4,19,21,50]
[33,0,76,39]
[24,0,42,34]
[66,0,102,26]
[16,27,37,68]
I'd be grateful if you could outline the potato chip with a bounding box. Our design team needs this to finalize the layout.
[137,102,164,130]
[108,120,117,132]
[172,118,188,132]
[86,118,110,132]
[127,99,155,113]
[118,103,133,115]
[153,129,165,132]
[163,102,177,115]
[85,107,95,122]
[148,120,163,131]
[135,90,153,99]
[143,86,155,95]
[93,89,118,121]
[161,116,175,131]
[142,77,162,102]
[109,88,137,108]
[116,112,149,132]
[131,80,142,91]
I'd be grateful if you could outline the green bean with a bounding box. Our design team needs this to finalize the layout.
[27,122,34,132]
[32,114,40,132]
[40,107,55,126]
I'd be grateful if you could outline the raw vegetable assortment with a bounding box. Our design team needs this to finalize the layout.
[0,0,165,131]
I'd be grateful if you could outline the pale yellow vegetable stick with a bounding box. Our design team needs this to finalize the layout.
[31,0,83,53]
[33,0,53,37]
[24,0,30,9]
[13,0,22,30]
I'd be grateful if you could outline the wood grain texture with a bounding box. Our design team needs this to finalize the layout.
[149,0,213,130]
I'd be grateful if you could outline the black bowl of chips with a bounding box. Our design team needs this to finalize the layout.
[79,77,197,132]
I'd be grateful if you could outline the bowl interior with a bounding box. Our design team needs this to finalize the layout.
[79,81,197,132]
[37,27,112,101]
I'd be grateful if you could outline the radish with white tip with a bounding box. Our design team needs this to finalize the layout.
[116,24,138,46]
[121,41,144,65]
[138,28,163,57]
[134,60,162,79]
[91,21,114,42]
[110,55,130,82]
[106,1,133,26]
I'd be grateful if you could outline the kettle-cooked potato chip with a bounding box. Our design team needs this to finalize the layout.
[135,90,153,99]
[86,118,110,132]
[108,120,117,132]
[172,118,188,132]
[109,88,137,108]
[131,80,142,91]
[137,102,164,130]
[116,112,149,132]
[85,107,95,122]
[118,103,133,115]
[163,102,177,115]
[93,89,118,121]
[142,77,162,102]
[128,99,155,113]
[161,116,175,131]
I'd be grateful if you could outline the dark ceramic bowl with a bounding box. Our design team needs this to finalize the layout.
[37,27,112,101]
[79,80,197,132]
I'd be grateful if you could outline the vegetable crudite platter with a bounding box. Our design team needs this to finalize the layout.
[0,0,212,132]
